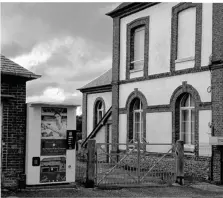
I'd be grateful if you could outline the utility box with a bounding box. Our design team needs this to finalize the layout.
[25,103,79,185]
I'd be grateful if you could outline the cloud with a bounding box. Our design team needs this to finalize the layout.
[1,13,52,57]
[15,35,112,98]
[2,3,114,116]
[26,87,82,104]
[98,2,120,14]
[10,36,75,70]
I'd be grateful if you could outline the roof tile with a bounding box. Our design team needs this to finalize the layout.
[79,68,112,90]
[1,54,40,79]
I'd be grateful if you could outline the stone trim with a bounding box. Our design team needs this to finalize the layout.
[170,82,202,157]
[120,102,211,114]
[146,105,170,113]
[126,16,149,80]
[79,84,112,94]
[199,102,212,110]
[119,66,209,85]
[209,63,223,71]
[82,93,88,140]
[119,108,127,114]
[93,97,106,129]
[126,89,147,148]
[170,3,202,72]
[106,3,159,18]
[111,17,121,152]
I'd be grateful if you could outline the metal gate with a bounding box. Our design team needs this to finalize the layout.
[96,142,176,186]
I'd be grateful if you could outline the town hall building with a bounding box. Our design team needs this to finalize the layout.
[78,2,223,183]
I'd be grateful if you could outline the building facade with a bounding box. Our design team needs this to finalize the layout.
[1,55,40,188]
[79,3,223,183]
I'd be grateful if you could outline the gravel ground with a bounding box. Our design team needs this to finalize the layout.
[2,184,223,198]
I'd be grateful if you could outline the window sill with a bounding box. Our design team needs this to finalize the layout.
[175,56,195,63]
[184,144,195,153]
[130,68,143,73]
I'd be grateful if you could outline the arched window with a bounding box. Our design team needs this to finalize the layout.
[93,98,105,128]
[180,93,195,147]
[129,98,143,143]
[96,101,103,124]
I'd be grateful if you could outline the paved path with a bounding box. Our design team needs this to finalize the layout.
[2,183,223,197]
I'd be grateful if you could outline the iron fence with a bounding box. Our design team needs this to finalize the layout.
[95,142,176,186]
[75,141,87,184]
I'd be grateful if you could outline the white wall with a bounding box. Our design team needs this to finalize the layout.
[87,92,112,136]
[199,110,212,156]
[119,3,213,80]
[146,112,172,153]
[118,112,172,152]
[94,126,106,144]
[119,71,211,108]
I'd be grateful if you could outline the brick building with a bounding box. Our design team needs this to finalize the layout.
[79,3,223,184]
[1,54,40,187]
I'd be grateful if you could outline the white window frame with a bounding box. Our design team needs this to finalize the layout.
[133,100,143,143]
[130,26,145,71]
[180,94,195,152]
[96,101,103,124]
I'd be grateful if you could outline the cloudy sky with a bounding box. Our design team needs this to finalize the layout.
[1,2,120,115]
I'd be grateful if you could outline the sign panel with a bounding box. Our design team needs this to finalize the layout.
[66,130,76,150]
[40,157,66,183]
[41,139,67,156]
[41,107,67,156]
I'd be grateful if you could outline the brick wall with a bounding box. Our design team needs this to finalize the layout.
[211,66,223,183]
[1,75,27,188]
[211,3,223,184]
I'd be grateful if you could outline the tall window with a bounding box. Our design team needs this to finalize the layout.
[171,3,202,71]
[177,7,196,60]
[180,93,195,149]
[130,26,145,71]
[130,98,143,142]
[96,101,103,124]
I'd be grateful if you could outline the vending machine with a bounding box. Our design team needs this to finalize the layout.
[25,103,78,185]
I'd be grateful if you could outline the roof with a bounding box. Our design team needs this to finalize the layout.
[106,2,134,16]
[106,2,159,18]
[78,68,112,91]
[1,54,41,80]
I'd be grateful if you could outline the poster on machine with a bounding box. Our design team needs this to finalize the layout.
[41,107,67,156]
[40,156,66,183]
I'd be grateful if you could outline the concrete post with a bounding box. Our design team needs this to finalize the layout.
[175,140,184,185]
[86,139,96,188]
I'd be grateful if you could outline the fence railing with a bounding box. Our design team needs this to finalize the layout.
[75,140,87,184]
[95,141,177,186]
[75,140,213,187]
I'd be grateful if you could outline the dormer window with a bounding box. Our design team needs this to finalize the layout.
[130,26,145,71]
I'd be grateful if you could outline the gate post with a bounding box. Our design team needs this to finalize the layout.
[86,139,96,188]
[175,140,184,185]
